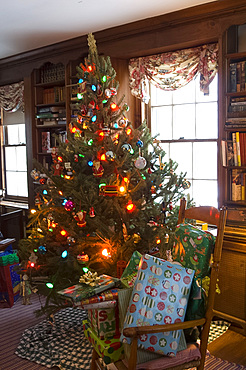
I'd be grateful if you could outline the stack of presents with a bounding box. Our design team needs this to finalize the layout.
[58,223,215,367]
[0,239,21,308]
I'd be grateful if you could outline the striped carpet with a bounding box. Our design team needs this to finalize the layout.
[204,353,246,369]
[0,294,245,369]
[0,294,53,370]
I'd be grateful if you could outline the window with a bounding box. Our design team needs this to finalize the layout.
[150,74,218,207]
[1,108,28,199]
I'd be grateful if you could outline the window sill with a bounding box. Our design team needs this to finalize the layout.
[0,200,29,209]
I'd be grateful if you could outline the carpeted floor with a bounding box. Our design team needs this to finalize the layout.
[0,293,245,370]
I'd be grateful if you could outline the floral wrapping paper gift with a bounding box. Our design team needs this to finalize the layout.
[121,254,195,357]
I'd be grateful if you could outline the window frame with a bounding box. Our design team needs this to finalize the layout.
[147,74,219,207]
[0,108,28,203]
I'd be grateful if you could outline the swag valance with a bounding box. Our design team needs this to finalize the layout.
[129,43,218,103]
[0,81,24,111]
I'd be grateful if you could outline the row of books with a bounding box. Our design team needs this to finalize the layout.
[225,117,246,129]
[41,87,66,104]
[39,63,65,84]
[231,169,246,201]
[221,132,246,167]
[229,60,246,92]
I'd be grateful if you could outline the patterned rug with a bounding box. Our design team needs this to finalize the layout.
[15,307,92,369]
[15,309,233,370]
[205,353,246,369]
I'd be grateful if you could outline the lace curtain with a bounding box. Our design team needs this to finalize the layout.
[0,81,24,111]
[129,43,218,103]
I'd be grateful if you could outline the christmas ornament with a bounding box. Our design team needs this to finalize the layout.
[118,118,127,127]
[77,253,89,263]
[54,163,63,176]
[169,201,173,211]
[134,156,147,169]
[30,169,40,181]
[64,200,75,211]
[89,206,95,217]
[121,143,132,153]
[147,217,159,227]
[133,233,141,243]
[106,151,116,161]
[136,139,143,148]
[99,185,118,196]
[92,160,104,177]
[29,251,38,265]
[67,236,76,245]
[151,185,156,194]
[105,88,112,98]
[110,87,117,96]
[74,211,86,227]
[38,245,47,254]
[182,179,191,189]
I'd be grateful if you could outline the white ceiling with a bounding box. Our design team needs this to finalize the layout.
[1,0,216,61]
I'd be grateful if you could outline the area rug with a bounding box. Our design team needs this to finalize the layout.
[15,308,234,370]
[15,307,92,369]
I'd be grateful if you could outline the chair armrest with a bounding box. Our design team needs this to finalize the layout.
[123,318,206,338]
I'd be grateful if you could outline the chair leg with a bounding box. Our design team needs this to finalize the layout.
[91,348,99,370]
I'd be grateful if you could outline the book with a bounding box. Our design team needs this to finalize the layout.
[232,132,238,166]
[231,169,242,201]
[221,140,234,166]
[236,131,241,166]
[229,62,237,92]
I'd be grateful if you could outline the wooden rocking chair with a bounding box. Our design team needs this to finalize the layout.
[90,199,227,370]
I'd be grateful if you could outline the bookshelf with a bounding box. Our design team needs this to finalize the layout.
[33,62,68,169]
[223,25,246,206]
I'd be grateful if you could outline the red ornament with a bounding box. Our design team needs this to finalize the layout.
[92,160,104,177]
[64,200,75,211]
[74,211,86,227]
[89,207,95,217]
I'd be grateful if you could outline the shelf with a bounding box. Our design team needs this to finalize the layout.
[224,165,246,169]
[36,124,66,129]
[35,80,65,88]
[225,200,246,206]
[36,102,66,108]
[226,91,246,97]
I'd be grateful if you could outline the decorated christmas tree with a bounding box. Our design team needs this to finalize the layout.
[18,34,191,313]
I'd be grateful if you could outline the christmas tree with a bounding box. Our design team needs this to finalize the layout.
[18,34,190,314]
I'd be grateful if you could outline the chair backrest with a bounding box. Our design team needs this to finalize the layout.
[177,197,227,370]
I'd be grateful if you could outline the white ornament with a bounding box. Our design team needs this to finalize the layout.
[134,156,147,169]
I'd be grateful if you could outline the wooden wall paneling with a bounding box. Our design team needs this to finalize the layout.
[24,75,35,208]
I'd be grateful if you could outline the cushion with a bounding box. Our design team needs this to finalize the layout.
[135,343,201,370]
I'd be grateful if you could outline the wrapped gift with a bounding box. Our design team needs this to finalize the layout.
[172,224,215,278]
[58,274,120,303]
[79,288,119,307]
[87,303,120,339]
[83,320,124,364]
[120,251,142,288]
[0,250,20,307]
[121,254,194,357]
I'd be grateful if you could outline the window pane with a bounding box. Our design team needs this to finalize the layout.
[18,124,26,144]
[193,142,217,179]
[173,79,195,104]
[151,84,172,106]
[170,142,192,177]
[16,146,27,171]
[6,171,28,197]
[6,125,19,145]
[192,180,218,207]
[173,104,195,139]
[5,147,17,171]
[196,102,218,139]
[151,106,172,139]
